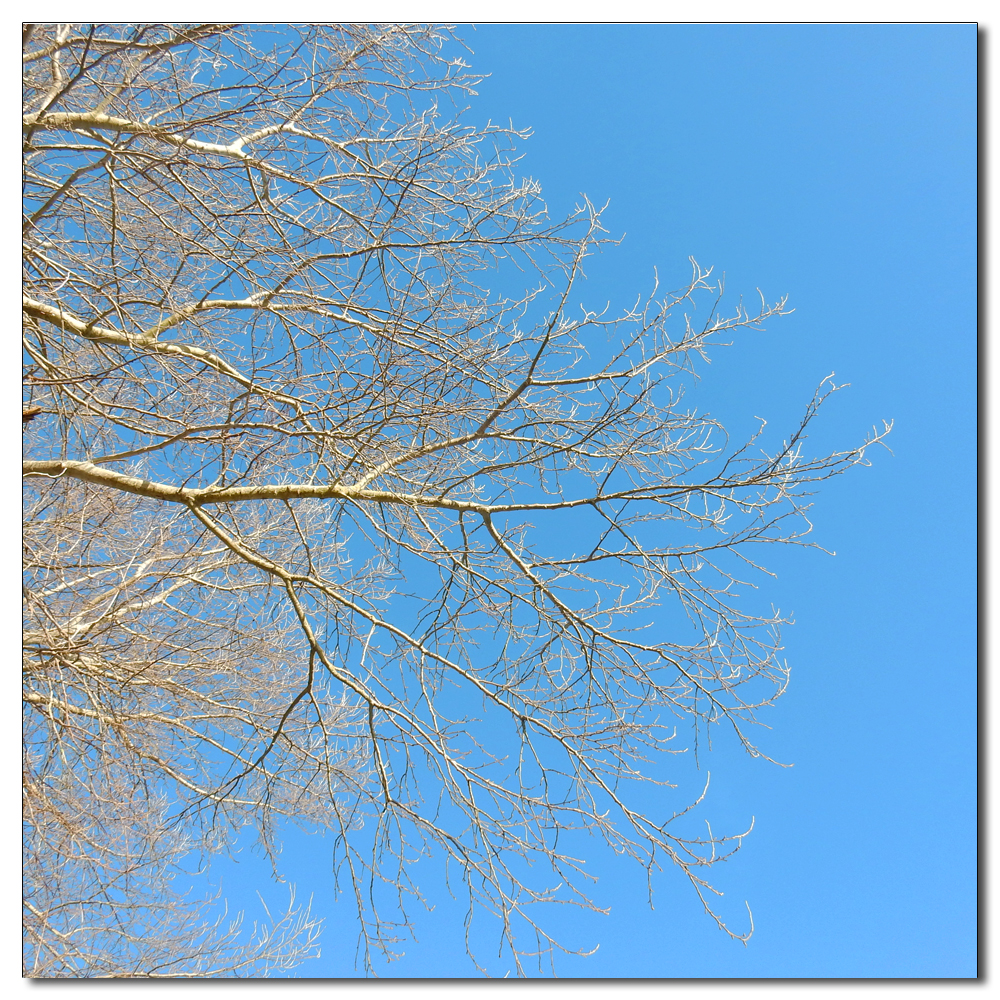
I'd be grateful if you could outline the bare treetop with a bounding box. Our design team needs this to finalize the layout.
[23,23,889,977]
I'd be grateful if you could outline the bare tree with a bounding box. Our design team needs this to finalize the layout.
[23,22,889,977]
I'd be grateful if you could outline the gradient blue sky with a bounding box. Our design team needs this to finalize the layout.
[202,23,977,979]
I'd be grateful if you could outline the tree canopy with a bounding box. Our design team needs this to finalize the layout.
[22,22,888,977]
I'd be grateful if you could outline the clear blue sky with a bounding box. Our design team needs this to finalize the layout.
[208,23,977,979]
